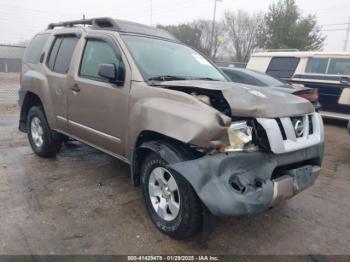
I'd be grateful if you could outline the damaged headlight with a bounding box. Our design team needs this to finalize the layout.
[222,121,258,152]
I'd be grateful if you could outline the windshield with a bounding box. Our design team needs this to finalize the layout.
[121,35,226,81]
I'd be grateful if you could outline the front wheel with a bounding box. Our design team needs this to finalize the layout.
[141,152,202,239]
[27,106,62,158]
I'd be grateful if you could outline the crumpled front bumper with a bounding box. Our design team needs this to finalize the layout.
[169,144,324,217]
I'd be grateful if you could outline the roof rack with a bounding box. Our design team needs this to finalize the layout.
[47,17,178,41]
[47,17,119,30]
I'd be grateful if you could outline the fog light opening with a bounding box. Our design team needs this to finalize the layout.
[255,178,263,188]
[230,181,246,193]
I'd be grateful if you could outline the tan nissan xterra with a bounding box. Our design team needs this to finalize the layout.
[19,17,324,239]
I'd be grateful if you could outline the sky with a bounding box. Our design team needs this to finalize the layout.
[0,0,349,51]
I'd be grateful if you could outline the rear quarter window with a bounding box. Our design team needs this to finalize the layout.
[266,57,300,78]
[23,34,49,64]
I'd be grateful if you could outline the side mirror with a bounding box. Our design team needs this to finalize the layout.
[98,63,117,82]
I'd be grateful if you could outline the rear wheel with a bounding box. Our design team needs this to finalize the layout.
[27,106,62,158]
[141,152,202,239]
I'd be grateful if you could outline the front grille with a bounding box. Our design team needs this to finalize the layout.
[274,114,314,140]
[276,118,287,140]
[290,116,305,138]
[257,113,321,155]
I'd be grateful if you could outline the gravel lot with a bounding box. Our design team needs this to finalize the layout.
[0,75,349,255]
[0,73,19,104]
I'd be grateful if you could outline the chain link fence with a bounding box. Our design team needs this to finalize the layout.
[0,45,25,105]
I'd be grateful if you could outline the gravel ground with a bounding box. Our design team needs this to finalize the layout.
[0,109,349,255]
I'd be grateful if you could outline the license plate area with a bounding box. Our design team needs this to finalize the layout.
[285,165,315,193]
[271,165,319,206]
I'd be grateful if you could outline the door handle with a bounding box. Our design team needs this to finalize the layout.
[70,84,80,92]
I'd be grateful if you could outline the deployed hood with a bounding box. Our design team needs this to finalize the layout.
[156,80,314,118]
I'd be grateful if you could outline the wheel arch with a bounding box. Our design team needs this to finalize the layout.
[131,130,202,186]
[19,91,44,132]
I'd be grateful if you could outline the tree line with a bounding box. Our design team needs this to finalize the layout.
[157,0,325,63]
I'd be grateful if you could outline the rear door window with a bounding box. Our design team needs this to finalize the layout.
[47,36,79,74]
[47,38,62,70]
[266,57,300,78]
[23,34,49,64]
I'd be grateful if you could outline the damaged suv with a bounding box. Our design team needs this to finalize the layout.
[19,18,324,239]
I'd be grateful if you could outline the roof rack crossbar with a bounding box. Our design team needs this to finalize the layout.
[47,17,118,30]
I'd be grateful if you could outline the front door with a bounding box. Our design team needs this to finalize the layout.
[67,34,130,158]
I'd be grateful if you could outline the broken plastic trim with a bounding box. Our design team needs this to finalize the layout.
[168,144,324,217]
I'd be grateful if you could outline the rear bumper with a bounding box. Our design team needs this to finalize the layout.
[169,144,324,217]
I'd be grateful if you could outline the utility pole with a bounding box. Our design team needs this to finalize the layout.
[210,0,221,59]
[83,14,86,27]
[344,18,350,52]
[150,0,153,26]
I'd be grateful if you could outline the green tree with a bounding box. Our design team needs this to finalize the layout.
[157,24,203,52]
[157,20,224,59]
[258,0,325,51]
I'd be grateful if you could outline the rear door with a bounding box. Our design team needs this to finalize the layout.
[67,34,130,158]
[44,33,80,132]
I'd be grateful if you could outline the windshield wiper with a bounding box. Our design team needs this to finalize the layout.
[190,77,220,81]
[147,75,189,82]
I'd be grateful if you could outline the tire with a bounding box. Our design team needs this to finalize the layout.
[27,106,62,158]
[141,152,202,239]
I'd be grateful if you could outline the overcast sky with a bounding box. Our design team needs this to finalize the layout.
[0,0,349,51]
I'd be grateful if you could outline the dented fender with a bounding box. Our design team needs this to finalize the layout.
[127,83,231,158]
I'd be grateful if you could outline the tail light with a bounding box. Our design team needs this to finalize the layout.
[295,88,319,102]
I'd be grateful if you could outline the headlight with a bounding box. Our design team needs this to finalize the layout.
[222,121,258,152]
